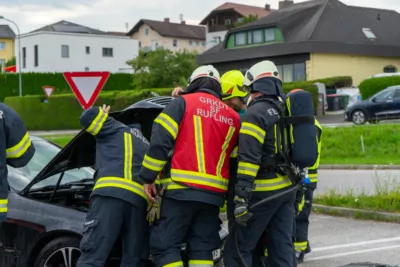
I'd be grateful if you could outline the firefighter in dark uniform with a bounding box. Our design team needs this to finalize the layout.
[294,118,322,263]
[0,103,35,224]
[76,104,150,267]
[139,65,241,267]
[224,60,297,267]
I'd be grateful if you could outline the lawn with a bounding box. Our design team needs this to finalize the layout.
[36,123,400,165]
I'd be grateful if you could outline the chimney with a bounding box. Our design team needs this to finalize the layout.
[164,18,170,23]
[265,3,271,11]
[181,20,186,24]
[279,0,294,9]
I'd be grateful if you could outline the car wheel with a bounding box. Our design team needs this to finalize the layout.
[34,236,81,267]
[352,110,367,125]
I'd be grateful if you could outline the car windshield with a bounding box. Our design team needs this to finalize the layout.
[8,139,95,192]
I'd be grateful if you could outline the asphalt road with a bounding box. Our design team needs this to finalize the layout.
[302,214,400,267]
[316,169,400,195]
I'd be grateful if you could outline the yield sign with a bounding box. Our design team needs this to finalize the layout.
[42,86,54,97]
[63,71,110,110]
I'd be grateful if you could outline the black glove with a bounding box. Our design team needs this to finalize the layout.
[233,196,253,227]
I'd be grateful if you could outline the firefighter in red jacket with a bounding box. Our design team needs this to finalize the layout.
[139,65,241,267]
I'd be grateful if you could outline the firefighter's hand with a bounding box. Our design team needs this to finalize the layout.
[144,183,157,203]
[102,104,110,114]
[172,87,184,97]
[233,197,253,227]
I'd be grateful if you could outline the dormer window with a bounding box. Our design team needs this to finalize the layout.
[362,28,376,39]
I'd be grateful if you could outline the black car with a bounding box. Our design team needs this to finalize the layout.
[344,85,400,125]
[0,96,228,267]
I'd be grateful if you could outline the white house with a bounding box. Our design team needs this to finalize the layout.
[15,20,138,73]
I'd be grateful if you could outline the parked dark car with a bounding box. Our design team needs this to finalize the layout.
[344,86,400,125]
[0,96,228,267]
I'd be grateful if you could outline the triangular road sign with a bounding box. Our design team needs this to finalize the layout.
[42,86,54,97]
[63,71,110,110]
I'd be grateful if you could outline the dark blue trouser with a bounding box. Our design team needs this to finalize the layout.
[227,194,266,267]
[224,189,297,267]
[76,195,148,267]
[294,186,315,252]
[150,197,220,267]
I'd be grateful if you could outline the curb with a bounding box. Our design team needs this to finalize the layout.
[312,204,400,223]
[319,164,400,170]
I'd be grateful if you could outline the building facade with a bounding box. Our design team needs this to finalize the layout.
[16,21,138,73]
[200,2,271,50]
[197,0,400,86]
[128,18,206,53]
[0,25,16,65]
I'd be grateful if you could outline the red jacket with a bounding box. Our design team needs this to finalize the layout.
[170,92,240,194]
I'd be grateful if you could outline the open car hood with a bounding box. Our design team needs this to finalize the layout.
[21,96,174,194]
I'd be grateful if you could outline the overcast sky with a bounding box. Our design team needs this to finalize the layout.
[0,0,399,34]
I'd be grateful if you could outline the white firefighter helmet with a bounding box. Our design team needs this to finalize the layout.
[243,60,281,88]
[188,65,220,85]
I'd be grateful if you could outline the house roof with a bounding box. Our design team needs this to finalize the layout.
[106,31,128,36]
[30,20,107,35]
[197,0,400,65]
[200,2,272,25]
[0,25,16,39]
[127,19,206,40]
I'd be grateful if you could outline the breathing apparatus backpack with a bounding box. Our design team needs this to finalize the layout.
[261,89,318,183]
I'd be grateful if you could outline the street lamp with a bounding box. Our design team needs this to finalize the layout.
[0,16,22,97]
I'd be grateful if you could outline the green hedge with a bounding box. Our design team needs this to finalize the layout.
[0,72,133,101]
[4,89,173,130]
[285,76,353,89]
[359,76,400,100]
[5,82,318,131]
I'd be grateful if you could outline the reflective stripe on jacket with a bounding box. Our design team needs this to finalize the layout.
[308,118,323,185]
[80,107,150,205]
[0,103,35,222]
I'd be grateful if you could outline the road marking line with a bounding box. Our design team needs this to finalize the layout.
[307,244,400,261]
[313,236,400,252]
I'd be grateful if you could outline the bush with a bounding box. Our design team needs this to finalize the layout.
[0,72,133,101]
[312,76,353,88]
[359,76,400,100]
[4,88,173,130]
[283,81,319,109]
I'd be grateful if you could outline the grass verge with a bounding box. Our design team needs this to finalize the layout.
[320,124,400,165]
[41,134,76,147]
[314,169,400,217]
[36,123,400,165]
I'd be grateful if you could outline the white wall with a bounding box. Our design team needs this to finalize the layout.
[15,31,138,73]
[205,30,228,50]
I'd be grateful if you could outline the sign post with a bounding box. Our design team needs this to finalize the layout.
[63,71,110,110]
[42,86,54,103]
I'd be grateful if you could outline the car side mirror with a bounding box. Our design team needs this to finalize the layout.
[371,97,376,102]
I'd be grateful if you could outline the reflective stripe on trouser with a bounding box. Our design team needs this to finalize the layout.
[93,177,149,203]
[188,260,213,267]
[170,169,228,192]
[150,198,220,267]
[6,132,32,158]
[86,107,108,135]
[0,199,8,221]
[294,241,308,251]
[295,187,314,252]
[253,175,293,192]
[163,262,184,267]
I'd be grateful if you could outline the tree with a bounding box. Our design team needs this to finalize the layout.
[234,14,259,28]
[5,56,16,67]
[126,48,198,89]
